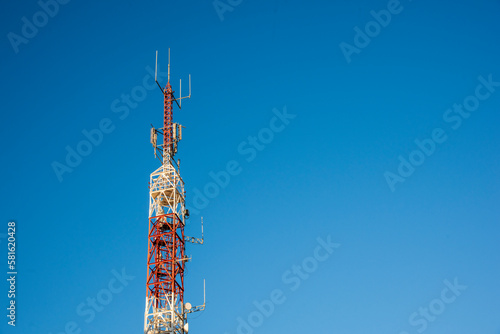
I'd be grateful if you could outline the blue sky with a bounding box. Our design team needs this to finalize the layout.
[1,0,500,333]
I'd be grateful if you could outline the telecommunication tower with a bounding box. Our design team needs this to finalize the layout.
[145,49,205,334]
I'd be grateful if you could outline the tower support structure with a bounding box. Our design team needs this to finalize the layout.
[145,50,204,334]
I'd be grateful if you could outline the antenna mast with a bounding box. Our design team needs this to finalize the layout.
[145,49,204,334]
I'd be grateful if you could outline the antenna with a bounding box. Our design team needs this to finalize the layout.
[184,217,204,244]
[154,50,192,106]
[155,51,158,82]
[177,74,191,105]
[184,279,206,314]
[154,50,163,92]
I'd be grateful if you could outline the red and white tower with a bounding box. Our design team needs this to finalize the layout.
[145,50,205,334]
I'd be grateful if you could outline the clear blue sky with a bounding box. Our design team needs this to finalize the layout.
[1,0,499,333]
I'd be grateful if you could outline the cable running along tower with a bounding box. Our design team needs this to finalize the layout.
[145,49,205,334]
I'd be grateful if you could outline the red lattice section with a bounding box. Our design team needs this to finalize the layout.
[164,83,173,155]
[146,212,185,309]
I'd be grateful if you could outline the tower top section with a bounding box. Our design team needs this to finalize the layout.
[150,49,191,162]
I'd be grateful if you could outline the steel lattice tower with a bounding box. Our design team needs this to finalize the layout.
[145,50,204,334]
